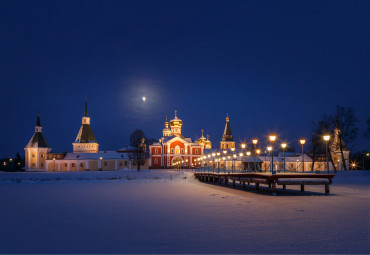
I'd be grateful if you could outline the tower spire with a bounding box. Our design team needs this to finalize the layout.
[84,97,89,117]
[36,113,41,127]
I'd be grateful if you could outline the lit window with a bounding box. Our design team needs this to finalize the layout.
[154,158,158,164]
[171,148,174,153]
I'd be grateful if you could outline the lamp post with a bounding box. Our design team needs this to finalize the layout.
[252,139,257,172]
[269,135,276,174]
[99,157,103,171]
[256,149,261,172]
[53,158,56,172]
[363,153,370,170]
[231,148,235,172]
[212,153,216,172]
[267,146,272,172]
[300,139,306,172]
[281,143,287,173]
[323,135,330,173]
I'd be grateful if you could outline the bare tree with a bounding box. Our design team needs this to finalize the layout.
[333,106,358,170]
[310,115,336,172]
[129,129,148,171]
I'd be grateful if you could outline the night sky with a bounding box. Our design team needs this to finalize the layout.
[1,0,369,157]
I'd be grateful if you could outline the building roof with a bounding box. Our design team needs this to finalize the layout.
[75,124,98,143]
[64,151,130,160]
[222,115,233,141]
[26,132,50,148]
[84,98,89,117]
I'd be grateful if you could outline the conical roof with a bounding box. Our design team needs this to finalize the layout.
[26,114,50,148]
[222,114,233,141]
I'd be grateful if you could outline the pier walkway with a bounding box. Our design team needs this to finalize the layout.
[194,171,335,195]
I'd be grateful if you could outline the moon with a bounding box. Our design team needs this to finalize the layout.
[142,96,146,102]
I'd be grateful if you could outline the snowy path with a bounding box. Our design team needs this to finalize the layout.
[0,170,369,253]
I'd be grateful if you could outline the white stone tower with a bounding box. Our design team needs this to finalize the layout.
[24,114,52,171]
[220,114,235,149]
[72,99,99,153]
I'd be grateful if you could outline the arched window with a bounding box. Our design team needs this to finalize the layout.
[154,158,158,164]
[175,146,180,154]
[181,148,184,154]
[195,149,198,154]
[154,148,158,154]
[171,148,174,153]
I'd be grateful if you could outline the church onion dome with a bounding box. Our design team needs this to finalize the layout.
[170,110,183,127]
[197,129,207,142]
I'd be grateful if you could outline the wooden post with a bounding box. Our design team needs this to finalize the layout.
[242,181,246,189]
[225,178,228,186]
[232,180,235,187]
[271,183,277,196]
[256,183,259,191]
[283,185,286,190]
[301,185,304,192]
[219,177,222,184]
[325,184,330,195]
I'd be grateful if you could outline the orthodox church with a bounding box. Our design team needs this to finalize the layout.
[149,111,208,168]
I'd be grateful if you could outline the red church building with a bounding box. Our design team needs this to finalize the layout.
[149,111,204,168]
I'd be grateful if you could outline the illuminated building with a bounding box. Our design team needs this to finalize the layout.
[149,111,204,168]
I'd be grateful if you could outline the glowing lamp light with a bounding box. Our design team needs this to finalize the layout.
[241,143,246,149]
[223,150,227,154]
[281,143,287,149]
[323,135,330,141]
[256,149,261,154]
[207,155,211,158]
[212,153,216,157]
[217,152,220,156]
[300,139,306,145]
[252,139,258,145]
[246,151,251,156]
[269,135,276,142]
[99,157,103,160]
[239,153,243,157]
[222,157,226,160]
[231,148,235,152]
[267,147,272,151]
[227,156,231,159]
[233,154,236,158]
[367,153,370,157]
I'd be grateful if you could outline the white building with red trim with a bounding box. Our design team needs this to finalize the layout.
[149,111,204,168]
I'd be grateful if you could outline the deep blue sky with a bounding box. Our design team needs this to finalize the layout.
[1,0,369,156]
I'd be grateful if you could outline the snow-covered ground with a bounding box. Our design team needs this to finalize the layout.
[0,170,369,253]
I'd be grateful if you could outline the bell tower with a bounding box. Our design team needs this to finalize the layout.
[73,98,99,153]
[170,110,183,136]
[24,114,52,171]
[220,114,235,149]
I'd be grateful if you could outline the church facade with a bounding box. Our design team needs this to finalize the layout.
[149,111,206,168]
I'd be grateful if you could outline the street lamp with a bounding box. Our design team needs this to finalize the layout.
[300,139,306,172]
[281,143,287,172]
[99,157,103,171]
[323,135,330,173]
[53,158,56,172]
[231,148,235,171]
[269,135,276,174]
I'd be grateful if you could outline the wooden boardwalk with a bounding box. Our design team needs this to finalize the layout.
[194,172,335,195]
